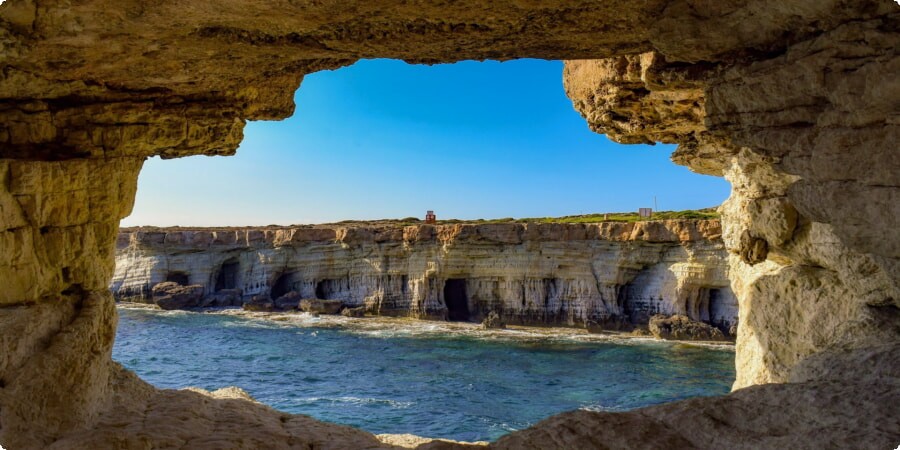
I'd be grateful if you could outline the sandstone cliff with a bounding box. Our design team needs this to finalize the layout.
[111,220,737,334]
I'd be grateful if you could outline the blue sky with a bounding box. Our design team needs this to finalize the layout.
[121,59,729,227]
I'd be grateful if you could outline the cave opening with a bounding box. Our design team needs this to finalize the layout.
[215,259,240,291]
[316,279,335,299]
[271,273,295,300]
[165,271,190,286]
[708,288,724,327]
[444,278,470,322]
[108,57,734,445]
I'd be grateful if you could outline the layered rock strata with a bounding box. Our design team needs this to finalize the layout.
[111,221,738,334]
[1,0,898,448]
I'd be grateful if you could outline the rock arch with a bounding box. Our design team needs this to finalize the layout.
[0,1,897,448]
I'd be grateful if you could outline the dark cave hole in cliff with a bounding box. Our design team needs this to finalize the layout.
[708,288,725,328]
[271,273,295,299]
[316,279,342,300]
[444,278,470,322]
[165,271,190,286]
[215,259,240,291]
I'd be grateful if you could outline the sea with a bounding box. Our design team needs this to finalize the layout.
[113,305,735,442]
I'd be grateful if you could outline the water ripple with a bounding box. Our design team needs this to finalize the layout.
[113,304,735,442]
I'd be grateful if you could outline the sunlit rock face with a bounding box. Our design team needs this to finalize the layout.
[1,0,898,448]
[563,15,900,388]
[111,221,738,333]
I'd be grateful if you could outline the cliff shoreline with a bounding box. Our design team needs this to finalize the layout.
[112,219,738,338]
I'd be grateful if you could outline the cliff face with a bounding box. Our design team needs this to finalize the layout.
[111,221,737,332]
[1,0,898,448]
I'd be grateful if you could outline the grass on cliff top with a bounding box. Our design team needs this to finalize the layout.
[121,209,719,232]
[331,208,720,228]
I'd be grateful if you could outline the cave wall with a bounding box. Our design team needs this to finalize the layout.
[0,0,898,448]
[563,13,899,387]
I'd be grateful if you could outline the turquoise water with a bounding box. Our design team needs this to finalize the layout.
[113,306,735,442]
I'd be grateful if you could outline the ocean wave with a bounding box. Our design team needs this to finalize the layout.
[293,396,414,409]
[579,402,620,413]
[116,305,734,351]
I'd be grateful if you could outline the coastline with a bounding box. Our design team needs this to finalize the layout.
[115,302,736,350]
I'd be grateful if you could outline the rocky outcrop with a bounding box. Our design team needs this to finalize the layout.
[150,282,204,310]
[299,298,344,315]
[111,221,738,333]
[648,314,726,341]
[273,291,302,310]
[481,311,506,330]
[1,0,897,448]
[342,306,367,318]
[242,296,275,312]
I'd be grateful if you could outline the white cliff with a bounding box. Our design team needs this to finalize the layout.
[111,220,737,334]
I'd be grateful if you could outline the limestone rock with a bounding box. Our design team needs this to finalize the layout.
[341,306,367,318]
[481,311,506,329]
[273,291,302,310]
[151,282,204,310]
[738,230,769,265]
[299,299,344,315]
[0,0,897,448]
[207,289,242,307]
[242,296,275,312]
[111,221,737,331]
[648,314,727,341]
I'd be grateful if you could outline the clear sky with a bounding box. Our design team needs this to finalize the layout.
[121,59,729,227]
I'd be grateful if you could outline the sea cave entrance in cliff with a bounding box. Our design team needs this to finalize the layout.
[708,288,726,330]
[165,271,190,286]
[271,273,295,300]
[444,278,470,322]
[215,259,240,291]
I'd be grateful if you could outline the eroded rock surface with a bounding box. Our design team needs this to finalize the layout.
[112,221,737,332]
[150,281,204,310]
[648,314,726,341]
[1,0,898,448]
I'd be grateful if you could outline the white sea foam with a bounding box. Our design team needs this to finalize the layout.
[116,304,735,351]
[294,396,414,408]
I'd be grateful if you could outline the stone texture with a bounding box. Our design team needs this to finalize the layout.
[481,311,506,330]
[341,306,367,318]
[111,221,738,332]
[150,281,204,310]
[648,314,726,341]
[273,291,302,310]
[0,0,898,448]
[242,296,275,312]
[299,298,344,315]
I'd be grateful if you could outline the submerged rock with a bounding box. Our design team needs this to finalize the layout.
[649,314,726,341]
[151,282,204,310]
[299,299,343,315]
[341,306,366,317]
[481,311,506,329]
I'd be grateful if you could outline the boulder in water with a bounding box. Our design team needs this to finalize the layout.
[274,291,302,310]
[649,314,726,341]
[299,299,343,315]
[481,311,506,329]
[151,282,204,310]
[242,295,275,312]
